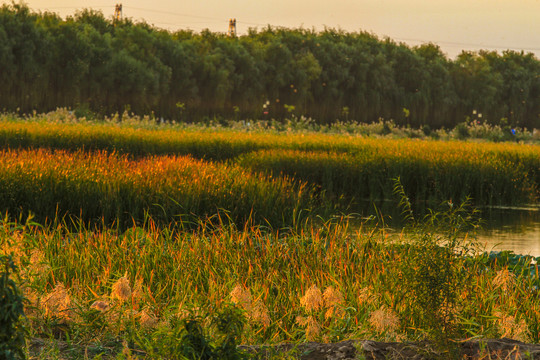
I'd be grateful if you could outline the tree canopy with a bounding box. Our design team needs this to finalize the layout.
[1,4,539,128]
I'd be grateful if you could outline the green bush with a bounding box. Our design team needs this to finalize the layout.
[0,254,27,360]
[454,122,470,139]
[144,305,252,360]
[390,178,481,355]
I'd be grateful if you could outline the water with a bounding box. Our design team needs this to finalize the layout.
[350,201,540,256]
[476,206,540,256]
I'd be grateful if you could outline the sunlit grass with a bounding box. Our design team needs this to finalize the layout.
[1,112,539,358]
[1,115,538,207]
[237,145,538,205]
[0,148,313,229]
[1,216,539,349]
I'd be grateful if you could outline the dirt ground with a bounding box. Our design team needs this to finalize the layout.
[241,338,540,359]
[29,338,540,359]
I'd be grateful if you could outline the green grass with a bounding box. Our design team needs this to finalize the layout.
[0,148,314,229]
[1,211,539,354]
[1,115,538,209]
[237,146,538,205]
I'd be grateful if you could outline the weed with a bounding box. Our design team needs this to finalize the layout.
[144,304,252,359]
[0,254,27,360]
[390,178,481,355]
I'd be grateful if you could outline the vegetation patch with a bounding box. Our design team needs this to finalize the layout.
[0,148,313,229]
[1,116,538,210]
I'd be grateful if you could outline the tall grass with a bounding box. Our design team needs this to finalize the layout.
[237,146,538,206]
[1,116,538,206]
[0,148,313,229]
[1,213,539,350]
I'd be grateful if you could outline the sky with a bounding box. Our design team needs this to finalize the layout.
[13,0,540,59]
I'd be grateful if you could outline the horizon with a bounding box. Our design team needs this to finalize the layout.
[12,0,540,60]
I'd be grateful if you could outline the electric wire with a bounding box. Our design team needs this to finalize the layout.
[19,4,540,53]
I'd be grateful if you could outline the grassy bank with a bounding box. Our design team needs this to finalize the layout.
[1,111,539,357]
[1,212,540,357]
[237,146,538,205]
[1,114,538,208]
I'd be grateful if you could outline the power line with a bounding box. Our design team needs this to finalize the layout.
[125,6,225,22]
[16,5,540,53]
[36,5,113,10]
[394,36,540,53]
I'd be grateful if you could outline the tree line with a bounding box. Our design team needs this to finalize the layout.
[1,3,539,128]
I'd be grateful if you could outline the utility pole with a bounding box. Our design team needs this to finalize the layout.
[227,18,236,37]
[113,4,123,24]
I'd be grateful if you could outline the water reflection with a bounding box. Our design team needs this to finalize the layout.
[350,201,540,256]
[477,207,540,256]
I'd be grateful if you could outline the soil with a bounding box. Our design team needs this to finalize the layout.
[240,338,540,359]
[29,337,540,359]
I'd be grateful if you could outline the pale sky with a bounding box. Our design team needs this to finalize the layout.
[13,0,540,59]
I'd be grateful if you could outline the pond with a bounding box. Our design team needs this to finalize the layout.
[350,201,540,256]
[476,206,540,256]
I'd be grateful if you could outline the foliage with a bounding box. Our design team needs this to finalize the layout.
[0,254,26,360]
[144,305,251,359]
[390,179,481,353]
[0,116,538,212]
[1,4,540,128]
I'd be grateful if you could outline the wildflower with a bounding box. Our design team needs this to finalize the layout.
[492,269,515,292]
[139,309,158,328]
[493,311,529,342]
[252,301,271,327]
[29,249,48,272]
[42,283,72,321]
[90,300,110,312]
[231,285,271,327]
[300,285,323,312]
[323,286,344,319]
[111,275,132,303]
[369,306,400,334]
[230,284,252,311]
[357,286,375,306]
[296,315,320,340]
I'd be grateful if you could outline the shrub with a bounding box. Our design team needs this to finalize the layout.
[454,122,470,139]
[0,254,27,360]
[390,178,481,355]
[145,305,251,359]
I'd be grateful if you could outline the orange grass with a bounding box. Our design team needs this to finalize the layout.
[0,148,313,228]
[1,117,538,206]
[1,217,539,345]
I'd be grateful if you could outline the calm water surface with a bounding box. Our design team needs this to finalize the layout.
[476,206,540,256]
[352,201,540,256]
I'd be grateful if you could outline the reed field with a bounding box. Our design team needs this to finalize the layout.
[2,212,540,358]
[1,113,540,358]
[0,148,313,229]
[0,113,538,215]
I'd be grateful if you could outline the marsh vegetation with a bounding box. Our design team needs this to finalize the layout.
[0,113,539,359]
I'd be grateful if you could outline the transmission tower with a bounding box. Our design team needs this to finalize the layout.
[113,4,123,23]
[228,18,237,37]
